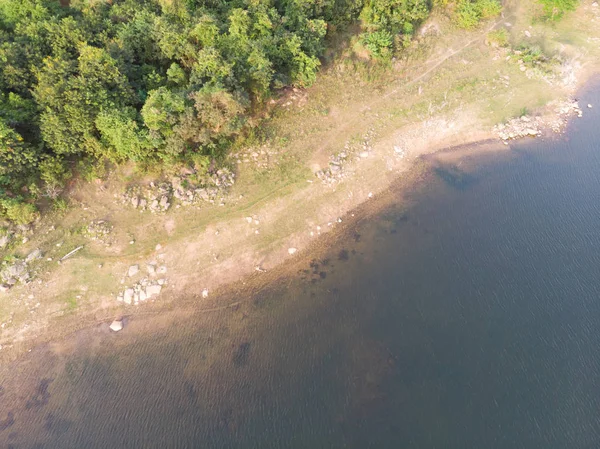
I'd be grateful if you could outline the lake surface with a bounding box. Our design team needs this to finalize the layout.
[2,81,600,448]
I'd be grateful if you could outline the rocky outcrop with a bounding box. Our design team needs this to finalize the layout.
[119,168,236,211]
[494,99,584,142]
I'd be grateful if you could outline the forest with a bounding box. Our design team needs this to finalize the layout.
[0,0,508,223]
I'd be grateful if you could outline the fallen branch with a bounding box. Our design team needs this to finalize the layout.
[60,246,84,261]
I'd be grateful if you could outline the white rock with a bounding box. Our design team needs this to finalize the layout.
[147,264,156,276]
[26,249,42,262]
[588,104,593,108]
[139,290,147,302]
[524,30,531,38]
[146,284,162,297]
[123,288,134,304]
[202,288,209,298]
[155,244,162,251]
[109,320,123,332]
[245,217,253,223]
[359,151,369,158]
[157,279,165,285]
[157,265,167,274]
[128,265,139,277]
[368,192,373,198]
[288,247,297,255]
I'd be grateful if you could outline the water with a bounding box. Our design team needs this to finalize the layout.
[2,82,600,448]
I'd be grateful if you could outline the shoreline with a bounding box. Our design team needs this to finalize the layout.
[1,77,596,367]
[1,2,600,364]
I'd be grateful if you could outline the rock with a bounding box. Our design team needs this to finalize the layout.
[155,244,162,251]
[128,265,139,277]
[156,265,167,275]
[0,235,10,249]
[131,196,139,208]
[202,288,209,298]
[123,288,134,304]
[288,247,297,255]
[593,1,598,6]
[245,216,253,224]
[0,284,9,293]
[139,290,147,301]
[588,104,593,108]
[146,284,162,297]
[26,249,42,263]
[524,30,531,38]
[359,151,369,158]
[3,262,27,283]
[157,279,165,285]
[109,320,123,332]
[159,196,170,210]
[147,264,156,276]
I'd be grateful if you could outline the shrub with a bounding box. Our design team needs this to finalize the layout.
[360,31,394,59]
[1,199,39,225]
[537,0,578,20]
[486,28,509,47]
[454,0,502,29]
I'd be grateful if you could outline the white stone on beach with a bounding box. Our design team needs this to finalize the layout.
[146,284,162,298]
[109,320,123,332]
[288,247,297,255]
[588,104,593,108]
[128,265,139,277]
[359,151,369,158]
[124,288,134,304]
[202,288,209,298]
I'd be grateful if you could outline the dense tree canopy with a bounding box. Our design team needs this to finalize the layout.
[3,0,499,222]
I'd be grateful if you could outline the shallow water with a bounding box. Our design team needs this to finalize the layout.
[2,82,600,448]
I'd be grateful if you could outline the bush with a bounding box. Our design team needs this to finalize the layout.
[537,0,578,20]
[1,199,39,225]
[39,157,70,198]
[360,31,394,60]
[486,28,509,47]
[454,0,502,29]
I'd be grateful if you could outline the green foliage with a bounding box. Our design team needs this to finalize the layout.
[0,199,39,225]
[0,0,435,223]
[486,28,509,47]
[38,157,70,197]
[537,0,578,20]
[360,0,430,54]
[454,0,501,29]
[360,31,393,59]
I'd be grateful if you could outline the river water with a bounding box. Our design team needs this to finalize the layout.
[2,81,600,448]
